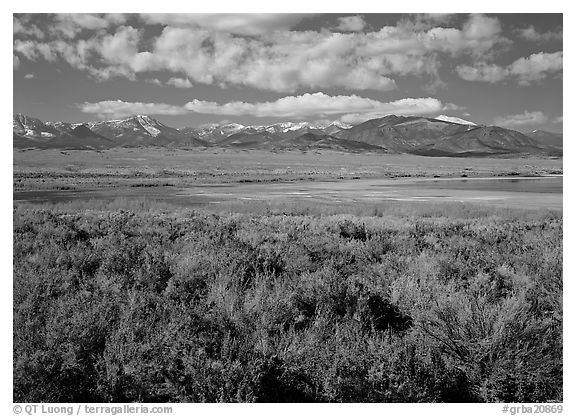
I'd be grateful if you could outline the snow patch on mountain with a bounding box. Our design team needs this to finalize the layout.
[219,123,246,134]
[135,115,162,137]
[434,115,477,126]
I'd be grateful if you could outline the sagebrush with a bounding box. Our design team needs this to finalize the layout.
[13,203,562,402]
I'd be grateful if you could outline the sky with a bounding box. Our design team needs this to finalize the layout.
[13,13,563,132]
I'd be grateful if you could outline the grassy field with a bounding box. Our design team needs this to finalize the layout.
[14,148,563,191]
[13,198,562,403]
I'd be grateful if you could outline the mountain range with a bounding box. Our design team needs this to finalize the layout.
[13,113,562,157]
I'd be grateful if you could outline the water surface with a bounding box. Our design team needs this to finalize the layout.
[14,176,563,211]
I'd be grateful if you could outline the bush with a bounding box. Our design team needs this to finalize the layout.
[13,204,562,402]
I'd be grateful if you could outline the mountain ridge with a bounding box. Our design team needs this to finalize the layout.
[13,113,562,157]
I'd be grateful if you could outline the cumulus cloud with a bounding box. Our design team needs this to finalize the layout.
[79,100,188,119]
[51,13,128,38]
[14,39,57,62]
[79,92,458,120]
[166,77,193,88]
[13,55,20,69]
[553,116,563,123]
[456,51,562,85]
[335,16,366,32]
[14,25,146,81]
[456,62,508,83]
[98,25,140,64]
[13,13,129,41]
[24,73,35,79]
[418,14,508,59]
[494,111,548,128]
[183,93,452,118]
[139,14,310,36]
[145,78,162,86]
[13,15,45,39]
[508,52,563,85]
[13,13,510,92]
[129,26,401,91]
[516,25,562,42]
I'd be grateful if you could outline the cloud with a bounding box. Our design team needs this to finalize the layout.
[14,40,57,62]
[145,78,162,86]
[419,14,508,59]
[461,14,501,40]
[13,55,20,69]
[508,51,563,85]
[494,111,548,128]
[15,25,145,81]
[13,15,45,39]
[13,13,128,41]
[128,25,401,91]
[24,73,35,79]
[422,14,456,24]
[404,13,458,30]
[79,100,188,119]
[335,16,366,32]
[139,14,310,36]
[456,62,508,83]
[166,77,193,88]
[516,25,562,42]
[553,116,563,123]
[456,51,562,85]
[136,14,507,91]
[91,25,142,79]
[51,13,128,38]
[78,92,458,121]
[14,14,510,92]
[182,93,452,118]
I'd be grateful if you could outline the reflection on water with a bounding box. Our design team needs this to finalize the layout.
[405,177,562,194]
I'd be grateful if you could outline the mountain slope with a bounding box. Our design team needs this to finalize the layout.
[49,124,115,149]
[282,132,387,153]
[526,130,563,148]
[217,131,285,149]
[89,115,209,147]
[414,126,550,156]
[212,130,387,153]
[13,113,562,156]
[336,115,473,152]
[45,121,76,134]
[14,114,61,139]
[182,123,246,143]
[179,121,353,142]
[13,115,115,149]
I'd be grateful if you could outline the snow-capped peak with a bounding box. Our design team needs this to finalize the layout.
[329,121,352,129]
[134,115,163,137]
[434,115,477,126]
[219,123,246,134]
[284,122,311,131]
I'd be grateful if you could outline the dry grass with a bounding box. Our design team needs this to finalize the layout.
[14,148,562,191]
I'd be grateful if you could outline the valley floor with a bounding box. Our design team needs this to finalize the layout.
[14,148,562,192]
[12,148,563,403]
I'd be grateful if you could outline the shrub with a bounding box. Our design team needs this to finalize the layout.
[13,204,562,402]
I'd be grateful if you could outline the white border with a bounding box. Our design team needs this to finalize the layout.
[4,3,571,415]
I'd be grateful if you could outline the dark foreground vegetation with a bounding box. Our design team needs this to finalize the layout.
[13,200,562,403]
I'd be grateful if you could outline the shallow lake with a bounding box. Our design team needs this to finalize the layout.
[14,176,563,211]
